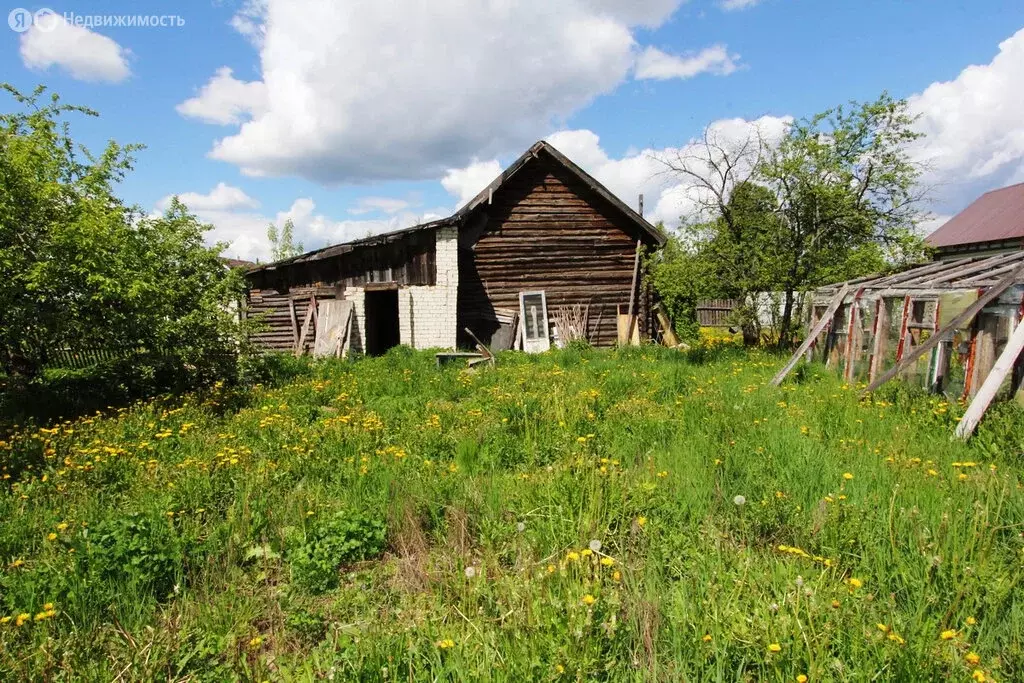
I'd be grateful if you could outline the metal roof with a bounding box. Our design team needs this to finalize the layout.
[815,250,1024,297]
[926,183,1024,249]
[248,140,666,275]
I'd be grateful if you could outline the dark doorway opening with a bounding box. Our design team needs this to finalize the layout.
[364,289,400,355]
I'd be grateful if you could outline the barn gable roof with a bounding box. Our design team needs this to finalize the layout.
[248,140,665,275]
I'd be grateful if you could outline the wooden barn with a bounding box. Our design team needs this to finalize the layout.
[244,140,666,356]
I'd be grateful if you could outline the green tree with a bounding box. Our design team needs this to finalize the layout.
[760,93,929,344]
[656,93,929,346]
[0,84,246,384]
[267,218,303,261]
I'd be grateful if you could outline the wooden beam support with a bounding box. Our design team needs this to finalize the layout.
[843,288,865,382]
[863,262,1024,394]
[867,297,888,382]
[955,317,1024,439]
[288,299,300,348]
[770,283,849,386]
[625,240,642,345]
[294,304,315,357]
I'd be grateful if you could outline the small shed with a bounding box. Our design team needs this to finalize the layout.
[244,140,666,355]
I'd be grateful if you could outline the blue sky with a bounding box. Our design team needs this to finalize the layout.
[4,0,1024,260]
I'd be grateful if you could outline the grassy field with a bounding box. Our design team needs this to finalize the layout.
[2,344,1023,681]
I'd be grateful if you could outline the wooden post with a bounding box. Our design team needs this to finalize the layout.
[863,263,1024,394]
[288,299,300,348]
[843,288,865,382]
[967,313,998,398]
[867,298,888,382]
[770,283,849,386]
[955,317,1024,439]
[894,295,912,362]
[625,240,642,345]
[295,305,315,357]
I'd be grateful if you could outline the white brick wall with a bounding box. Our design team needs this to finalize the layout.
[400,226,458,349]
[340,226,459,354]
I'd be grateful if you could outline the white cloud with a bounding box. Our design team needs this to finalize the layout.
[635,45,741,80]
[348,197,413,215]
[908,27,1024,216]
[719,0,762,10]
[176,67,267,125]
[441,160,502,207]
[179,0,696,183]
[19,16,130,83]
[159,183,261,213]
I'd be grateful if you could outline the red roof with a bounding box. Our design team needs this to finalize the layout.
[926,183,1024,248]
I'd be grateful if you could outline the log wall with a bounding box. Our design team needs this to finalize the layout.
[457,157,655,347]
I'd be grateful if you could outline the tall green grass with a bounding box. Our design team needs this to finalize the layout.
[1,346,1022,681]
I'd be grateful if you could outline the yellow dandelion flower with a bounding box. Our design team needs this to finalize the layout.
[46,533,57,541]
[876,623,890,633]
[767,643,782,653]
[831,600,841,608]
[55,522,68,532]
[842,472,854,480]
[581,594,597,606]
[249,636,263,648]
[636,516,647,527]
[565,551,579,562]
[43,603,53,611]
[940,629,957,640]
[600,557,615,567]
[972,670,986,682]
[797,676,808,683]
[966,616,977,626]
[966,652,981,665]
[15,613,30,627]
[847,577,863,589]
[702,634,712,643]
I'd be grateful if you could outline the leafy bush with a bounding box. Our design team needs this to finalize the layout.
[85,512,184,599]
[288,511,386,593]
[1,85,249,425]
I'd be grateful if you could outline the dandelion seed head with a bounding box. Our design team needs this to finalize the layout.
[733,495,746,506]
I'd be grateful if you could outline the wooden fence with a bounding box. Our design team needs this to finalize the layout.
[696,299,739,327]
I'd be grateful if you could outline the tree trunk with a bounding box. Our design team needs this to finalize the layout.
[777,289,795,349]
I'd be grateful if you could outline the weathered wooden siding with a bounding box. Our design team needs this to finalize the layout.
[247,229,436,292]
[247,286,333,353]
[458,157,653,347]
[246,229,440,353]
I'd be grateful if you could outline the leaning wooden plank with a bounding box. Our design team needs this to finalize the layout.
[294,305,315,357]
[625,240,642,344]
[864,262,1024,394]
[464,327,495,365]
[313,300,354,358]
[288,299,300,348]
[770,283,850,387]
[955,316,1024,439]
